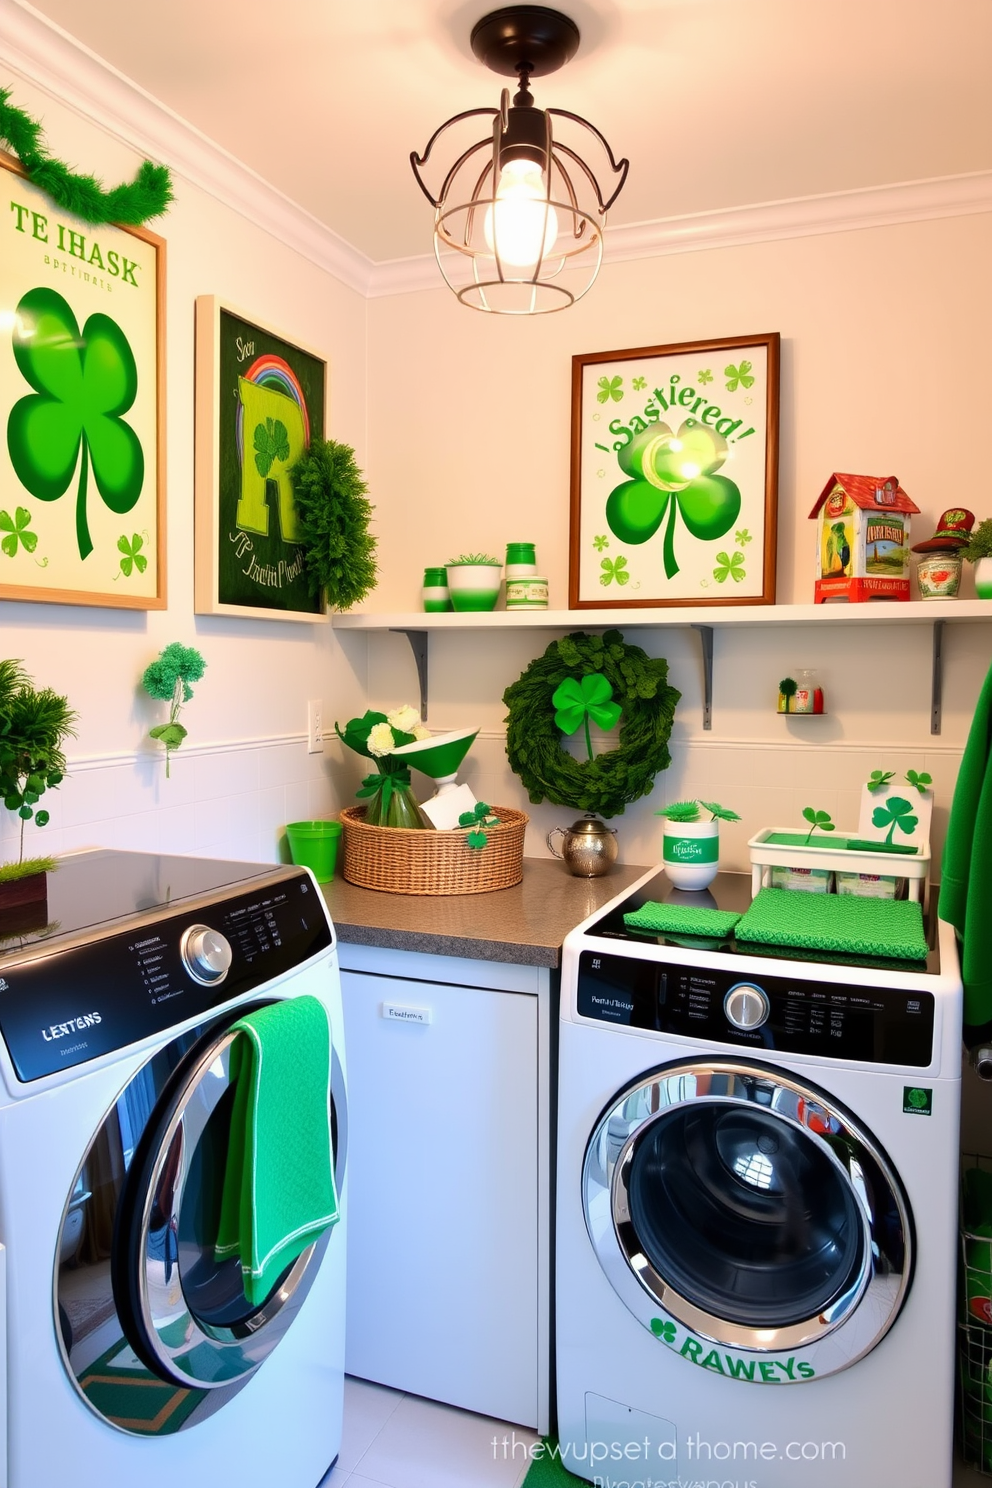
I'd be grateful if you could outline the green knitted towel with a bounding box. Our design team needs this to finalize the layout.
[735,888,928,961]
[216,995,339,1306]
[624,902,741,936]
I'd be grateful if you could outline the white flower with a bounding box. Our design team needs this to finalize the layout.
[412,725,432,741]
[387,705,421,734]
[367,723,396,757]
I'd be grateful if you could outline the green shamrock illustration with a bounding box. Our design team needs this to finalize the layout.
[906,1088,929,1109]
[735,527,752,546]
[117,532,147,577]
[867,769,895,793]
[552,672,622,760]
[593,534,609,552]
[802,806,835,843]
[7,286,143,562]
[650,1318,678,1344]
[253,417,290,477]
[725,360,755,391]
[597,375,624,404]
[872,795,918,845]
[906,769,932,794]
[0,506,37,558]
[605,418,741,580]
[632,376,647,391]
[600,555,629,586]
[697,369,713,384]
[713,550,745,584]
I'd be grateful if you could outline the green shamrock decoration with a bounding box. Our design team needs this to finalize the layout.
[872,795,918,845]
[697,369,713,385]
[735,527,752,546]
[713,550,745,583]
[725,360,755,391]
[867,769,895,792]
[650,1318,678,1343]
[142,642,206,778]
[600,555,629,586]
[605,418,741,580]
[906,769,932,794]
[597,375,624,403]
[0,506,37,557]
[117,532,147,577]
[458,800,498,850]
[632,376,647,391]
[802,806,835,843]
[253,417,290,477]
[778,677,798,713]
[552,673,622,761]
[7,287,144,562]
[593,534,609,552]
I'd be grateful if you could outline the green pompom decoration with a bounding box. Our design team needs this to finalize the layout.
[291,439,378,610]
[0,87,173,226]
[503,630,680,818]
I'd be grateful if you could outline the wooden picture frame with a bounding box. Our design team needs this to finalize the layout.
[0,150,166,609]
[569,333,779,608]
[194,296,328,622]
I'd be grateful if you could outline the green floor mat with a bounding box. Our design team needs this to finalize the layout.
[521,1439,589,1486]
[735,887,928,961]
[79,1341,204,1435]
[624,902,741,937]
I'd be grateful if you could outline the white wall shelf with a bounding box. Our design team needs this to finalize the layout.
[330,601,992,735]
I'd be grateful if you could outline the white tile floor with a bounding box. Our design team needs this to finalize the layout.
[319,1377,989,1488]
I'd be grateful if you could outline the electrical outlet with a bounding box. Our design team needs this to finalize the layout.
[307,699,324,754]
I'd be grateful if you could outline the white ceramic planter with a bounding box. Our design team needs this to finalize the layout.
[975,556,992,600]
[445,563,502,612]
[662,820,719,890]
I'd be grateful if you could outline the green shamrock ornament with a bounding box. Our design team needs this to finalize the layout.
[905,769,932,794]
[0,506,37,557]
[7,287,144,563]
[552,673,622,761]
[600,555,629,586]
[802,806,835,843]
[872,795,918,845]
[867,769,895,792]
[725,360,755,391]
[458,800,498,850]
[597,375,624,403]
[713,550,745,583]
[117,532,147,577]
[253,417,289,477]
[605,418,742,580]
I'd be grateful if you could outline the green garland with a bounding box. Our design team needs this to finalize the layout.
[291,439,378,609]
[0,87,172,226]
[503,630,681,818]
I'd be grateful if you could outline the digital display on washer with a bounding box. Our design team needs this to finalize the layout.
[576,950,935,1066]
[0,873,332,1083]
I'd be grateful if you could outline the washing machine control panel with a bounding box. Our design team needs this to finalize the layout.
[576,950,935,1066]
[0,872,333,1083]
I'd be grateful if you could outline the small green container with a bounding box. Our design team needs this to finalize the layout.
[285,820,342,883]
[422,566,451,613]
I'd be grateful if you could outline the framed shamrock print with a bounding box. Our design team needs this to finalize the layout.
[569,333,780,608]
[0,151,166,608]
[194,297,328,621]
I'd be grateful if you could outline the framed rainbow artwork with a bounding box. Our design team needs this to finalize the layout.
[194,297,328,620]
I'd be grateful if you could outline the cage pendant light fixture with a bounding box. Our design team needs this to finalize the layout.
[411,5,629,314]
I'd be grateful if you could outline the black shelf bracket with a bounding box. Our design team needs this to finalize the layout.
[691,624,714,731]
[931,619,944,736]
[391,628,430,722]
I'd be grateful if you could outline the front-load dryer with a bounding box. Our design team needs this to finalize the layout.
[0,848,347,1488]
[556,867,962,1488]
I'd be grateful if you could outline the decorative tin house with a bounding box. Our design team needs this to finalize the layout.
[809,473,920,602]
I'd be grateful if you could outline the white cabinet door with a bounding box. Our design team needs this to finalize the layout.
[342,970,539,1427]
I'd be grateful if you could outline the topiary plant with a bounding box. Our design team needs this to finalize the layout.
[0,659,76,879]
[290,439,378,610]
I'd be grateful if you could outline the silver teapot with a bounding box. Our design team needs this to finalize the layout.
[547,816,618,877]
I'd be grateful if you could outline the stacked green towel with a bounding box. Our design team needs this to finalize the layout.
[624,902,741,937]
[942,661,992,1026]
[216,995,339,1306]
[735,888,928,961]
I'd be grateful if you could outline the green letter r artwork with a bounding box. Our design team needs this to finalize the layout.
[236,378,305,542]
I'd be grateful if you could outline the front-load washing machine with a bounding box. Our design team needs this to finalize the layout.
[0,848,347,1488]
[556,867,962,1488]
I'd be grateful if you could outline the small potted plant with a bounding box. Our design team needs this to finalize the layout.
[654,799,740,890]
[0,659,76,912]
[962,519,992,599]
[445,553,502,612]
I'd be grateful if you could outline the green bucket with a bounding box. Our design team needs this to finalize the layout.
[285,820,341,883]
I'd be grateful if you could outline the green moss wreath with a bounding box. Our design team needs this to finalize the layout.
[291,439,378,609]
[503,630,681,818]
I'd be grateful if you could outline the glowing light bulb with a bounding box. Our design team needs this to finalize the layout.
[483,159,559,268]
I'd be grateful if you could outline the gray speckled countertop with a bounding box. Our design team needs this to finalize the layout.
[319,858,652,968]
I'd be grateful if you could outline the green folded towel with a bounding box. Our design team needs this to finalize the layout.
[216,995,339,1306]
[624,902,741,937]
[735,888,928,961]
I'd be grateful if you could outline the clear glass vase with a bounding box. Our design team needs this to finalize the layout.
[363,778,431,829]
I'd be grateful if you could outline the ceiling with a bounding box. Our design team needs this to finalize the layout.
[23,0,992,264]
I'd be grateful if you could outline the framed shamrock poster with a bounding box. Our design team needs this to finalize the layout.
[0,152,165,609]
[569,333,780,608]
[194,297,327,621]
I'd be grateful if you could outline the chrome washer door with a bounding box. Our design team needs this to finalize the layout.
[582,1059,911,1380]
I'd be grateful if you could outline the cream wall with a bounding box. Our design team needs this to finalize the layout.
[0,69,370,867]
[362,213,992,870]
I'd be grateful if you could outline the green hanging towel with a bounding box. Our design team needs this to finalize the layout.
[941,662,992,1028]
[215,995,339,1307]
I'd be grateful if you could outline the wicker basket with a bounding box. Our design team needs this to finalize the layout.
[339,804,528,895]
